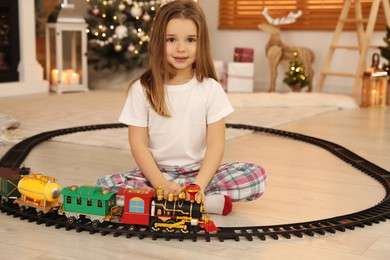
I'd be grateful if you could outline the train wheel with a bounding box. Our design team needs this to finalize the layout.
[128,225,139,231]
[19,206,26,213]
[92,220,100,228]
[165,219,176,233]
[67,216,76,224]
[37,211,45,218]
[180,224,190,234]
[151,219,163,232]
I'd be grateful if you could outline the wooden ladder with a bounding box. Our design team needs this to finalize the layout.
[315,0,390,98]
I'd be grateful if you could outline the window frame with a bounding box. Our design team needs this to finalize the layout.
[129,197,145,213]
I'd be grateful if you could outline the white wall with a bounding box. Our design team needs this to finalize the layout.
[199,0,386,94]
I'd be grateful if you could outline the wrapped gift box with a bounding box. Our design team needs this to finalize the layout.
[234,48,254,62]
[227,62,254,92]
[213,60,227,91]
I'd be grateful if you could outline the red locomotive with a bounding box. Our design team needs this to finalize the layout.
[118,184,218,233]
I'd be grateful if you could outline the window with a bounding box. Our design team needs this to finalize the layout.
[77,197,82,205]
[66,196,72,204]
[219,0,387,30]
[129,197,145,213]
[97,199,103,208]
[87,198,92,207]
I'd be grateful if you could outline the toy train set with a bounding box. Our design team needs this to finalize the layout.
[0,167,218,234]
[0,123,390,242]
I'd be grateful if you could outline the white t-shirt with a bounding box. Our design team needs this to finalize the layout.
[119,75,234,168]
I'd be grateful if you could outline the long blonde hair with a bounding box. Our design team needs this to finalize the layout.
[129,0,218,117]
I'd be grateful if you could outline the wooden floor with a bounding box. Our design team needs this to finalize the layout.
[0,96,389,259]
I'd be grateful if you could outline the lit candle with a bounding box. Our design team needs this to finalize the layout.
[60,70,69,85]
[375,80,382,106]
[51,69,59,85]
[69,71,80,85]
[370,88,377,106]
[51,69,74,86]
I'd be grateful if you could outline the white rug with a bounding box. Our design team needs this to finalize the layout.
[0,113,21,146]
[0,91,357,149]
[227,92,358,109]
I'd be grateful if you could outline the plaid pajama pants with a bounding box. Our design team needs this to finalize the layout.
[95,162,266,202]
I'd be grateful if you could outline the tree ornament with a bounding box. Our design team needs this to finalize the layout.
[117,13,127,23]
[128,44,135,52]
[130,6,143,18]
[115,25,128,39]
[142,12,151,21]
[92,6,99,16]
[118,3,126,11]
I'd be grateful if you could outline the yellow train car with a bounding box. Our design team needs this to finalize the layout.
[14,173,62,216]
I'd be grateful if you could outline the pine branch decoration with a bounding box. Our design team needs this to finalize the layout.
[85,0,173,71]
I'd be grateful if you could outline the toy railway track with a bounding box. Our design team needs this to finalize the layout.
[1,123,389,242]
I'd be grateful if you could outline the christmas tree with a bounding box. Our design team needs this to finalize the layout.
[85,0,173,70]
[379,26,390,74]
[283,51,308,91]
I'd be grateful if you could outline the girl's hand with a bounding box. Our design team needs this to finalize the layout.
[197,190,205,203]
[160,181,182,198]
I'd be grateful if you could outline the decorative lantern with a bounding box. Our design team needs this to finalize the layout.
[361,53,388,108]
[45,0,88,93]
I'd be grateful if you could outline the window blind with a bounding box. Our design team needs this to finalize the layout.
[219,0,387,30]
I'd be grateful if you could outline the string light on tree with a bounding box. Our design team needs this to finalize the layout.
[85,0,175,70]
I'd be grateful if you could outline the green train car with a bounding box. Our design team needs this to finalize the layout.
[59,185,119,227]
[0,167,21,201]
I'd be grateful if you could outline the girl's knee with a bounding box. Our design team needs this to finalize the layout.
[250,163,266,177]
[243,162,266,183]
[255,164,266,185]
[246,163,267,200]
[220,162,266,202]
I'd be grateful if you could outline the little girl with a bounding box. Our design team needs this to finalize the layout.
[96,0,266,215]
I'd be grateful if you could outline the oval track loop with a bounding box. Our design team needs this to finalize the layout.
[1,123,389,242]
